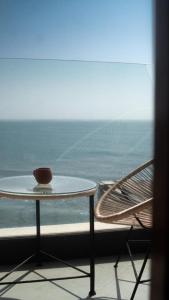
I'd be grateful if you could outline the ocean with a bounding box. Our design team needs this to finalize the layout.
[0,120,153,228]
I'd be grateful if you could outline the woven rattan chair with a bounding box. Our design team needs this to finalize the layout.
[95,159,153,300]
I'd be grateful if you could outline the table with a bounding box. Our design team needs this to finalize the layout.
[0,175,97,297]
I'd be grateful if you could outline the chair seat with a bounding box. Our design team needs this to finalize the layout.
[95,159,153,228]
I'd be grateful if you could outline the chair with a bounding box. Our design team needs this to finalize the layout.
[95,159,153,300]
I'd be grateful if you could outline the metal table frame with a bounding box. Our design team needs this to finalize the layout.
[0,176,96,297]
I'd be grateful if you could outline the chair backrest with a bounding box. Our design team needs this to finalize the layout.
[95,159,154,228]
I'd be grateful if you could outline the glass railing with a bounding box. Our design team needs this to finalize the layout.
[0,59,154,228]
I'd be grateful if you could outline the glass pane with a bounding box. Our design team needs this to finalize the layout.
[0,59,153,228]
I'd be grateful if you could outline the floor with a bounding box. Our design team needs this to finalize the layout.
[0,255,150,300]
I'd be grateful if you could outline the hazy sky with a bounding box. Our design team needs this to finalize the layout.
[0,0,153,120]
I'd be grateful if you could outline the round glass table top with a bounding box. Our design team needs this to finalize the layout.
[0,175,97,200]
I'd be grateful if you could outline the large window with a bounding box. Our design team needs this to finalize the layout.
[0,0,153,229]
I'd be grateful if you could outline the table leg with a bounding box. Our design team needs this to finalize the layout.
[36,200,41,264]
[88,194,96,297]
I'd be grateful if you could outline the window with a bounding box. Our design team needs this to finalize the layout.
[0,0,153,230]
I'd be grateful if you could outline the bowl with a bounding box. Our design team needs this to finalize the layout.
[33,168,52,184]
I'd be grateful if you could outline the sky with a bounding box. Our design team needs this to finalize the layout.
[0,0,153,120]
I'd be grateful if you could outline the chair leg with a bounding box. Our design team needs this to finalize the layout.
[114,225,134,268]
[130,245,151,300]
[114,225,151,300]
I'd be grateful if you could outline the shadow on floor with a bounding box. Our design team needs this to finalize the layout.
[0,297,21,300]
[91,298,126,300]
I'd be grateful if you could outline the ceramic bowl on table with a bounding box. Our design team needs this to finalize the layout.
[33,167,52,184]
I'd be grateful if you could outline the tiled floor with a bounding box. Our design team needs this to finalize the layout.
[0,255,150,300]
